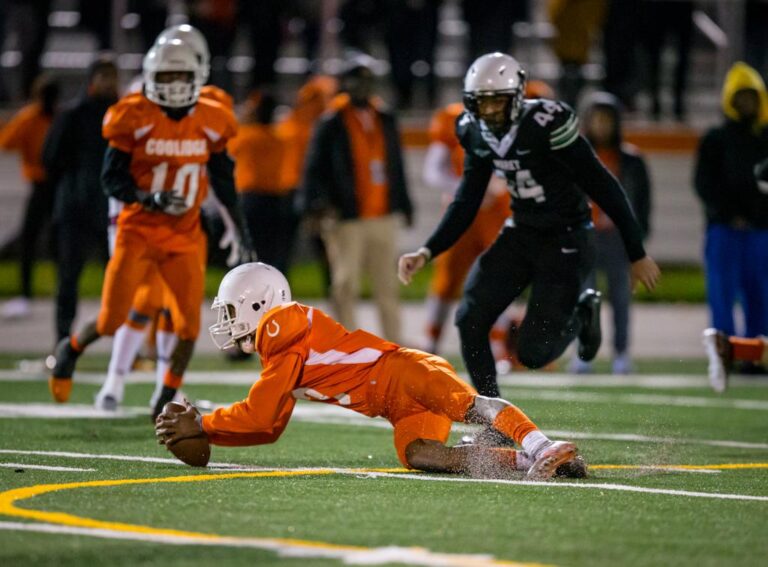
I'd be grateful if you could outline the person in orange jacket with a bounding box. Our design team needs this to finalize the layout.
[0,75,60,319]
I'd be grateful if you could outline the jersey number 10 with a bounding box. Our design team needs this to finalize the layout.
[150,162,201,213]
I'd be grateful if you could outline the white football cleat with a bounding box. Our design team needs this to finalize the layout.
[702,328,732,394]
[525,441,578,481]
[94,382,124,411]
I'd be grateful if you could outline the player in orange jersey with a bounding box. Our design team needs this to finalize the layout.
[156,263,586,480]
[95,26,244,411]
[49,39,254,418]
[703,328,768,393]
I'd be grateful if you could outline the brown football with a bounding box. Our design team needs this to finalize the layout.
[161,401,211,467]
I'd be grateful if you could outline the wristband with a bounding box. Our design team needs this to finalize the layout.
[416,246,432,262]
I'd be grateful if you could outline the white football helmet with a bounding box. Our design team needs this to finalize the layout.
[463,52,527,131]
[143,39,203,108]
[156,24,211,83]
[209,263,292,353]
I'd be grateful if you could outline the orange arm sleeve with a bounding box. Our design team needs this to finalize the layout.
[201,353,302,446]
[0,111,25,151]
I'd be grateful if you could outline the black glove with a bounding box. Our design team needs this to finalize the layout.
[137,190,188,215]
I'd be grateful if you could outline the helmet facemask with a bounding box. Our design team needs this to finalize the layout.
[464,86,525,137]
[143,40,203,109]
[146,70,200,108]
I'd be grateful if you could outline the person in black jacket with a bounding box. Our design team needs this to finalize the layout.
[694,62,768,366]
[42,55,119,342]
[571,92,652,375]
[302,56,413,343]
[399,53,660,398]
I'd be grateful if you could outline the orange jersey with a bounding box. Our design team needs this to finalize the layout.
[102,94,237,251]
[202,302,399,446]
[429,103,465,177]
[0,102,52,182]
[201,85,234,110]
[227,123,291,194]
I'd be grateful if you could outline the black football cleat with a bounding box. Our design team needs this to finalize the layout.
[151,386,178,422]
[48,337,81,403]
[576,289,602,362]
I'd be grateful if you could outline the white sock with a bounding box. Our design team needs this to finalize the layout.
[99,324,146,403]
[151,330,178,404]
[521,430,552,458]
[515,451,534,471]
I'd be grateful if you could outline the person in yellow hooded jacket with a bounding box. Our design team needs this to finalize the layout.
[694,62,768,374]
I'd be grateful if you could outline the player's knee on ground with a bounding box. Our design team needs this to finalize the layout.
[404,439,452,472]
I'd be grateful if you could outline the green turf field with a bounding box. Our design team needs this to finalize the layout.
[0,368,767,566]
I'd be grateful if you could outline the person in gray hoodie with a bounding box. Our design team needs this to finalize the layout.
[572,92,652,374]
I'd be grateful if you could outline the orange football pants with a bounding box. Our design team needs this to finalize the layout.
[97,228,206,341]
[125,233,208,333]
[430,198,509,300]
[371,348,477,467]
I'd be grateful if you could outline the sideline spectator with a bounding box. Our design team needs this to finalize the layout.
[278,76,338,295]
[694,62,768,365]
[548,0,606,108]
[462,0,529,63]
[42,56,118,342]
[601,0,641,111]
[638,0,693,120]
[302,57,413,342]
[572,92,652,374]
[384,0,441,109]
[0,75,60,319]
[228,91,296,275]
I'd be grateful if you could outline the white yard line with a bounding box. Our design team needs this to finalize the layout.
[0,449,241,469]
[0,521,537,567]
[0,462,96,472]
[3,400,768,452]
[344,472,768,502]
[4,369,768,390]
[499,389,768,411]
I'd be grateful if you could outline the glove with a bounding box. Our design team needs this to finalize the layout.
[218,206,257,267]
[138,190,188,215]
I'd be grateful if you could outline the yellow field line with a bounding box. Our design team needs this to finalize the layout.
[0,468,542,566]
[592,463,768,471]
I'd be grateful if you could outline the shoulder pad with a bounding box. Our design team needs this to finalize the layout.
[102,95,153,150]
[521,99,579,150]
[200,85,234,110]
[195,98,239,150]
[255,303,310,359]
[455,110,479,147]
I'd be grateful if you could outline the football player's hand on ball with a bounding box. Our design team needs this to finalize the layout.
[631,255,661,292]
[398,249,430,285]
[155,400,204,446]
[138,190,188,215]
